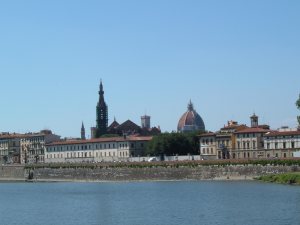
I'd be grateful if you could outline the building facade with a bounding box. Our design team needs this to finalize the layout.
[234,127,269,159]
[264,129,300,158]
[200,121,248,160]
[200,114,300,160]
[0,133,22,164]
[20,130,61,164]
[45,136,152,163]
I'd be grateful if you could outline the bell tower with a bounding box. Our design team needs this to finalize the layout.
[250,113,258,128]
[96,80,108,137]
[81,122,86,140]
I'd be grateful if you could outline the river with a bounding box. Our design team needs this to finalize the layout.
[0,181,299,225]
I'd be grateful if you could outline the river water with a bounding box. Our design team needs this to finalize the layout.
[0,181,299,225]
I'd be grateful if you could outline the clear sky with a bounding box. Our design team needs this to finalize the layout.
[0,0,299,138]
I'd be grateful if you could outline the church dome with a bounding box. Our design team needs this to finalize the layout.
[177,101,205,133]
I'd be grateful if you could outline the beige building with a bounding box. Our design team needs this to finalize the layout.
[45,136,152,163]
[234,127,269,159]
[20,130,60,164]
[199,121,247,160]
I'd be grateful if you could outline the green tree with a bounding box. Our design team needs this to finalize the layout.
[145,132,201,156]
[297,94,300,126]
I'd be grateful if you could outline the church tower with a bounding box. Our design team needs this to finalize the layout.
[250,113,258,128]
[81,122,86,140]
[96,80,108,137]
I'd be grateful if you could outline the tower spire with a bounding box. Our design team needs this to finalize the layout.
[81,122,86,140]
[96,80,108,137]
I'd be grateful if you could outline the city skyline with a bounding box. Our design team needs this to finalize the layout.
[1,1,300,137]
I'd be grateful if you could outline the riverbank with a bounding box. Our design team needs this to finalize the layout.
[1,159,300,182]
[256,172,300,185]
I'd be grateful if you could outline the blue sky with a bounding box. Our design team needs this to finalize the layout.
[0,0,299,138]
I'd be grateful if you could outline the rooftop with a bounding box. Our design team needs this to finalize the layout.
[46,136,153,146]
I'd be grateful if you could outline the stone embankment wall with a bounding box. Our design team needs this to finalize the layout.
[0,166,25,180]
[28,164,300,182]
[1,164,299,182]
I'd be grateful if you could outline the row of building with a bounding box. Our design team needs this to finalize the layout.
[0,131,152,164]
[1,80,299,164]
[199,114,300,160]
[0,130,61,164]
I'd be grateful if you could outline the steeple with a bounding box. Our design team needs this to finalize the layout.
[96,80,108,138]
[98,79,105,107]
[81,122,86,140]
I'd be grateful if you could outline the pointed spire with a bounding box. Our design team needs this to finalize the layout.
[98,79,106,107]
[99,79,104,96]
[188,99,194,111]
[81,121,86,140]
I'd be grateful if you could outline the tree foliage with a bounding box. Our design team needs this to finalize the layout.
[145,132,201,156]
[297,94,300,126]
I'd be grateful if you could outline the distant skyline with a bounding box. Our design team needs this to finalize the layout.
[1,1,299,137]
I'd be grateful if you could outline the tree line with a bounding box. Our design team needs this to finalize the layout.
[145,132,202,156]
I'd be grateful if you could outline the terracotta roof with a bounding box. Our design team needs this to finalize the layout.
[221,124,247,130]
[178,110,205,131]
[0,134,26,139]
[235,127,270,134]
[46,136,152,146]
[199,132,216,137]
[265,130,300,137]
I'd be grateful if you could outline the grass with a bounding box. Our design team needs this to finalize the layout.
[256,172,300,185]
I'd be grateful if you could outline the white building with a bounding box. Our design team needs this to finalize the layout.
[264,130,300,158]
[45,136,152,163]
